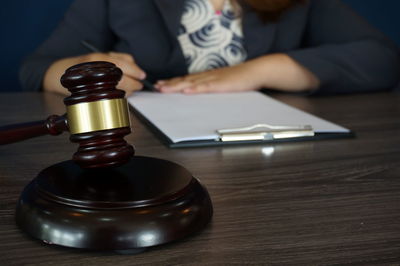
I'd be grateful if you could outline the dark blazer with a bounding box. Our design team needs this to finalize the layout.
[20,0,400,94]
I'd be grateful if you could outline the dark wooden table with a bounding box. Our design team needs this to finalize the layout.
[0,92,399,265]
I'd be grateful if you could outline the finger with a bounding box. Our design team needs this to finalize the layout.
[84,52,145,80]
[158,77,194,93]
[108,52,135,63]
[158,76,185,85]
[158,72,214,91]
[183,81,216,94]
[114,59,146,80]
[102,52,146,80]
[155,70,211,85]
[117,75,143,95]
[155,80,166,87]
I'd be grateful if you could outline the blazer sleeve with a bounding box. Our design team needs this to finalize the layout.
[286,0,400,94]
[19,0,114,91]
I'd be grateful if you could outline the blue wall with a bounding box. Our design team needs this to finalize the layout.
[0,0,73,92]
[344,0,400,46]
[0,0,399,92]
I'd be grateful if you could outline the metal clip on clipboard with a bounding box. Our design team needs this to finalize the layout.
[217,124,315,142]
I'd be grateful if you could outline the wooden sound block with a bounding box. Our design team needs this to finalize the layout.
[16,156,213,251]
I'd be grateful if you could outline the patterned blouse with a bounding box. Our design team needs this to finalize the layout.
[177,0,247,74]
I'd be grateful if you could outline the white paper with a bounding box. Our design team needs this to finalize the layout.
[128,91,350,143]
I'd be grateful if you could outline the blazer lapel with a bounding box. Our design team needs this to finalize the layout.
[154,0,186,37]
[153,0,188,76]
[242,10,277,59]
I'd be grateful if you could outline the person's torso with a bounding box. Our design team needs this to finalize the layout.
[107,0,310,81]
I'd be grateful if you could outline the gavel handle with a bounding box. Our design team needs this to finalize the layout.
[0,114,68,145]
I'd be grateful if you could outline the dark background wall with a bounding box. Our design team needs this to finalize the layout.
[0,0,399,92]
[0,1,72,92]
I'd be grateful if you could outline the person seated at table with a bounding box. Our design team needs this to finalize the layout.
[20,0,400,95]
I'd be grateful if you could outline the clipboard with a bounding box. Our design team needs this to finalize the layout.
[128,91,354,148]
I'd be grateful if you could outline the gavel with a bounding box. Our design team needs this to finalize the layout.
[2,61,213,251]
[0,61,134,168]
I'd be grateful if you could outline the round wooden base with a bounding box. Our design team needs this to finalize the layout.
[16,156,213,250]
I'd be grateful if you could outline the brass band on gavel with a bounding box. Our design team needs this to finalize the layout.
[67,98,131,134]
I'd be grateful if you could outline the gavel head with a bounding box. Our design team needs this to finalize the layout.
[61,61,134,168]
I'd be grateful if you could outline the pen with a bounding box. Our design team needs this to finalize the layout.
[80,40,157,91]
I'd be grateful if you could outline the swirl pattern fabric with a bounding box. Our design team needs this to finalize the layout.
[178,0,247,73]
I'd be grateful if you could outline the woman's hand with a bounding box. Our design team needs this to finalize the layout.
[155,63,262,94]
[155,54,320,94]
[43,52,146,95]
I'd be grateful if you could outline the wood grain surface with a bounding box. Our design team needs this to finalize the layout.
[0,91,399,265]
